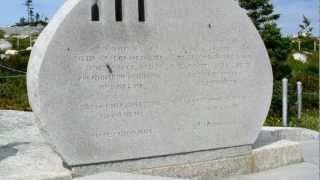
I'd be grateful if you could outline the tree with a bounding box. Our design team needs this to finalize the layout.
[240,0,292,80]
[261,23,292,80]
[299,15,313,37]
[35,13,40,23]
[239,0,280,31]
[240,0,294,118]
[16,17,27,26]
[24,0,34,23]
[296,16,315,52]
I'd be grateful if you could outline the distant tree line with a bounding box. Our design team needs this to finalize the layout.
[240,0,318,125]
[239,0,317,80]
[15,0,49,26]
[239,0,292,80]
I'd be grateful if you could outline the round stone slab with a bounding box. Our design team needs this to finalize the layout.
[27,0,273,166]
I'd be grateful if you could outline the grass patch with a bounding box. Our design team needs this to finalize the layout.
[266,109,319,131]
[290,109,320,131]
[0,77,30,111]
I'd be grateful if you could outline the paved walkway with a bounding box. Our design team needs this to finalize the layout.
[302,140,319,165]
[221,140,319,180]
[221,163,318,180]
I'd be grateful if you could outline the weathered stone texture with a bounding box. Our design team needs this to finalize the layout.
[27,0,273,166]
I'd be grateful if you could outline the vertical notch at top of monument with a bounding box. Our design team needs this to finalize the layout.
[91,1,100,21]
[89,0,146,22]
[138,0,145,22]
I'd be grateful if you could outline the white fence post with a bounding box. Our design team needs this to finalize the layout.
[29,36,32,47]
[297,81,303,120]
[16,38,19,49]
[282,78,288,127]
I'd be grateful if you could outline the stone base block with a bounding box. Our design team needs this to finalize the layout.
[75,172,190,180]
[71,145,252,178]
[254,126,319,148]
[252,140,304,172]
[72,141,304,180]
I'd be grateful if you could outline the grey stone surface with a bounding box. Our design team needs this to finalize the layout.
[72,140,304,178]
[0,25,44,36]
[301,140,319,165]
[134,155,252,180]
[75,172,189,180]
[27,0,273,166]
[254,126,319,148]
[0,110,72,180]
[251,140,303,173]
[220,135,320,180]
[220,163,319,180]
[72,146,252,178]
[0,110,311,180]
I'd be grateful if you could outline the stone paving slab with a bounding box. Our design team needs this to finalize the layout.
[0,110,72,180]
[301,140,319,165]
[220,162,319,180]
[251,140,303,172]
[221,137,319,180]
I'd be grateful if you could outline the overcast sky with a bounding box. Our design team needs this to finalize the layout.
[0,0,318,36]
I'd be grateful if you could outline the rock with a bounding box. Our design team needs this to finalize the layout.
[0,110,72,180]
[27,0,273,167]
[254,126,319,148]
[292,52,307,63]
[252,140,303,172]
[0,39,12,51]
[5,49,18,56]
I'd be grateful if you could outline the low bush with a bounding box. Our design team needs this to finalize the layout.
[0,77,30,111]
[0,30,5,39]
[289,110,320,131]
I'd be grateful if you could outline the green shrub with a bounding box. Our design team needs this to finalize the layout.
[290,110,320,131]
[303,92,319,109]
[0,30,5,39]
[268,80,282,116]
[8,37,32,50]
[0,77,30,111]
[265,114,283,127]
[268,80,297,117]
[0,50,30,111]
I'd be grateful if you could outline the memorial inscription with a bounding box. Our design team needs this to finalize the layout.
[27,0,273,166]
